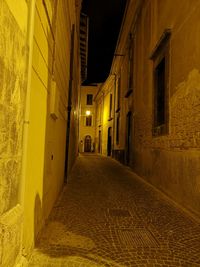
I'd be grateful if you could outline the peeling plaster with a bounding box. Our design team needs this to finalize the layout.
[171,69,200,106]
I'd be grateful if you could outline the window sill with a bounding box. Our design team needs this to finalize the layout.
[152,124,168,137]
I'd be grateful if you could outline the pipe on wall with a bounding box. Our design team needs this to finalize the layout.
[19,0,36,207]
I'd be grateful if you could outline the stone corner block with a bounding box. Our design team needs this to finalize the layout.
[0,204,23,267]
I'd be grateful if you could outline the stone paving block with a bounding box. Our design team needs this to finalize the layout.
[29,154,200,266]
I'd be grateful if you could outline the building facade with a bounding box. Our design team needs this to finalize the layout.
[79,85,99,153]
[0,0,82,266]
[95,0,200,217]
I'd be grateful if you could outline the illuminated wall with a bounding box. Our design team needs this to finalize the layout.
[96,0,200,217]
[131,0,200,218]
[0,0,81,266]
[79,85,99,152]
[94,77,115,156]
[0,1,28,266]
[23,0,81,257]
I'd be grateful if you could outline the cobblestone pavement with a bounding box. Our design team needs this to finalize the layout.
[29,154,200,267]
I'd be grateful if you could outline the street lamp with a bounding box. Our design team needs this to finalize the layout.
[86,110,91,116]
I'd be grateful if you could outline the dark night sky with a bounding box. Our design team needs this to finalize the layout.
[81,0,127,85]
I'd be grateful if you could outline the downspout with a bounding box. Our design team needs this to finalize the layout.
[19,0,36,207]
[65,24,75,181]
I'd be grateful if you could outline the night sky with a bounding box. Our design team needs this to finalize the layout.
[81,0,127,85]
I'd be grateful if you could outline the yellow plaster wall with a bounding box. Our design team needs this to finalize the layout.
[67,1,81,172]
[23,0,81,255]
[79,86,98,151]
[42,0,70,220]
[23,0,50,254]
[95,79,115,156]
[6,0,28,33]
[0,0,81,263]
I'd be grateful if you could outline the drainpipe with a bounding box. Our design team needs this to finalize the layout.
[19,0,36,207]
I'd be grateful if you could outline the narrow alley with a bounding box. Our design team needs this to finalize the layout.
[29,154,200,267]
[1,1,200,266]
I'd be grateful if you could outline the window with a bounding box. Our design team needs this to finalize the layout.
[86,115,92,126]
[125,34,134,98]
[117,77,121,111]
[128,38,134,89]
[155,58,165,126]
[151,30,170,136]
[109,93,112,119]
[116,116,120,144]
[86,94,93,105]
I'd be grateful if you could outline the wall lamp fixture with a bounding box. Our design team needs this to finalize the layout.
[86,110,91,116]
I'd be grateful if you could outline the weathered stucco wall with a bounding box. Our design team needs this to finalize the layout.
[132,0,200,217]
[0,0,28,266]
[97,0,200,218]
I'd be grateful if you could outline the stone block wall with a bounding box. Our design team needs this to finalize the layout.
[0,0,28,266]
[0,0,27,216]
[0,205,23,267]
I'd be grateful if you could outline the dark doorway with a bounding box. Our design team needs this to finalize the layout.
[126,111,132,164]
[98,130,102,153]
[84,135,92,152]
[107,127,112,156]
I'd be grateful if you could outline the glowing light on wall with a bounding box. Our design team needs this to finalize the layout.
[86,110,91,116]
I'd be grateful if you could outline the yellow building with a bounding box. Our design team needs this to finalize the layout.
[1,0,200,265]
[95,0,200,217]
[0,0,82,266]
[94,77,115,156]
[79,85,99,152]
